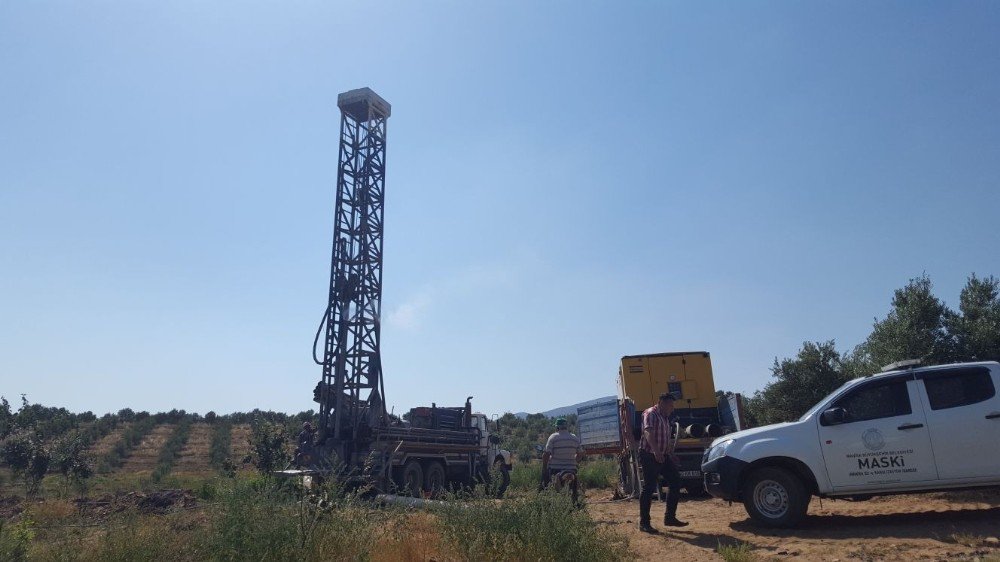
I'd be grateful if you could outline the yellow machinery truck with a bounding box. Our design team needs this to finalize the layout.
[578,351,746,496]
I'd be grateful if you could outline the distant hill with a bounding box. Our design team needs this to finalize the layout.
[513,395,616,419]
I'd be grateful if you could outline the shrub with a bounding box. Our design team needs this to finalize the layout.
[200,476,389,561]
[201,477,298,560]
[246,418,290,474]
[50,432,93,495]
[0,432,50,496]
[0,397,14,440]
[577,458,618,489]
[437,489,628,561]
[509,461,544,491]
[0,519,33,562]
[8,397,78,441]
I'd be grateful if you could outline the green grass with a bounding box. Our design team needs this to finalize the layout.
[577,458,618,489]
[509,458,618,494]
[0,519,33,562]
[437,488,629,561]
[198,476,391,561]
[22,475,393,561]
[10,469,632,562]
[509,461,544,491]
[717,541,758,562]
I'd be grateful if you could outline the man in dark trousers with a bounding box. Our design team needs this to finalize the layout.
[638,392,688,533]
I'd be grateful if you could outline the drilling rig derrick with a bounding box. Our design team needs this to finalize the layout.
[313,87,391,466]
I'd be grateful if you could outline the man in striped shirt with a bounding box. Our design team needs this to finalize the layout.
[542,418,583,504]
[639,392,688,533]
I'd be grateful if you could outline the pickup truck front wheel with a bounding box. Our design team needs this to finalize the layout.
[742,467,809,528]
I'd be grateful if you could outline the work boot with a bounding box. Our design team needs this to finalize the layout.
[663,515,689,527]
[638,521,658,534]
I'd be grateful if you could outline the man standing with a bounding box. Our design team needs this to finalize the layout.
[298,422,315,456]
[541,418,583,504]
[639,392,688,533]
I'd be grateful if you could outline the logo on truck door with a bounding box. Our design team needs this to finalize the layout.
[862,428,885,451]
[847,428,917,478]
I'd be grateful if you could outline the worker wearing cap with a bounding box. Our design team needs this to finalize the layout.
[541,418,583,504]
[638,392,688,533]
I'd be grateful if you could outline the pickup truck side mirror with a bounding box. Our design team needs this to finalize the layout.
[820,407,847,426]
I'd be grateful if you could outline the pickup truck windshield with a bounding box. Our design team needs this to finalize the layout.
[798,379,858,421]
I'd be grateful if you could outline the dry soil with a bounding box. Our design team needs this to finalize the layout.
[120,424,175,473]
[587,489,1000,561]
[173,423,213,474]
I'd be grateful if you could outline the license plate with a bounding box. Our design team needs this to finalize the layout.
[680,471,701,478]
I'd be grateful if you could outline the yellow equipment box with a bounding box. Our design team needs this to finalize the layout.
[618,351,717,411]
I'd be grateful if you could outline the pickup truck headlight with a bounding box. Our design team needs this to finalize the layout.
[705,439,734,464]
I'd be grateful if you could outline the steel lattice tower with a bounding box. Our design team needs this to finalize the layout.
[317,88,391,456]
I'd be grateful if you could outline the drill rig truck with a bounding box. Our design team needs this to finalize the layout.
[292,88,512,496]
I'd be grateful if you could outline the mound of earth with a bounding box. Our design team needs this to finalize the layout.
[74,489,196,518]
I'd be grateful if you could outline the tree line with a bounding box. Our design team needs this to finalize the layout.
[745,274,1000,426]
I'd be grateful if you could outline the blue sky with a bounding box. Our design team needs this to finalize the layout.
[1,2,998,418]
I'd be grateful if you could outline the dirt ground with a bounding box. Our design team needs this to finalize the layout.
[173,423,213,473]
[84,422,131,459]
[74,489,198,519]
[229,424,251,461]
[120,424,175,472]
[587,489,1000,561]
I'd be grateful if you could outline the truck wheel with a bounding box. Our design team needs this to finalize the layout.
[742,467,809,528]
[401,461,424,497]
[617,455,638,498]
[493,459,510,498]
[424,462,446,497]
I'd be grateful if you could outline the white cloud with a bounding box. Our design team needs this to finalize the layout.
[386,249,544,331]
[387,293,430,330]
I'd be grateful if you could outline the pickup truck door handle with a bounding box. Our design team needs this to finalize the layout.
[986,413,1000,420]
[897,423,924,430]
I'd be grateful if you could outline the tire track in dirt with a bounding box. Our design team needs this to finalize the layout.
[173,423,213,474]
[120,424,175,473]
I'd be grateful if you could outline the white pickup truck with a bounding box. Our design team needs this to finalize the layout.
[701,360,1000,527]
